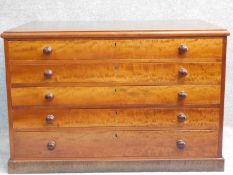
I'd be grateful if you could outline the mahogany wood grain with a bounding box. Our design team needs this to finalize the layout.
[11,85,220,107]
[10,62,222,85]
[3,21,228,32]
[1,21,229,173]
[3,31,230,39]
[4,40,15,159]
[14,130,218,159]
[8,38,223,60]
[12,108,219,130]
[218,36,227,156]
[1,21,229,39]
[8,159,225,173]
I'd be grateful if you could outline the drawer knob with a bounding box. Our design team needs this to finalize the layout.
[178,91,187,99]
[44,92,54,101]
[46,114,55,124]
[176,140,185,150]
[47,140,56,151]
[178,45,188,55]
[44,69,53,78]
[177,113,186,122]
[178,68,188,77]
[43,47,52,55]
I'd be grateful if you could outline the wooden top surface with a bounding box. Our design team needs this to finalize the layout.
[1,20,230,39]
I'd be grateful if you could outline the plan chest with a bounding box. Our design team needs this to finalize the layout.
[1,21,229,173]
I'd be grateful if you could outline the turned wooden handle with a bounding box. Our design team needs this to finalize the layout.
[177,113,186,122]
[178,45,188,55]
[46,114,55,124]
[44,69,53,78]
[178,91,187,99]
[176,140,185,150]
[43,47,52,55]
[178,68,188,77]
[47,140,56,150]
[44,92,54,101]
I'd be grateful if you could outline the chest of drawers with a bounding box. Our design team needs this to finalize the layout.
[1,21,229,173]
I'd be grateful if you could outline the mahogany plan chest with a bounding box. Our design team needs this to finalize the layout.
[1,21,230,173]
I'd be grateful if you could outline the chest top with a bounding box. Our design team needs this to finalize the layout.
[1,20,229,39]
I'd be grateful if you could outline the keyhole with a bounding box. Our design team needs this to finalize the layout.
[114,64,119,70]
[115,133,118,138]
[114,88,117,93]
[113,42,117,48]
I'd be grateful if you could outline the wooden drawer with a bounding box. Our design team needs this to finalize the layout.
[11,85,220,107]
[14,130,218,159]
[10,62,221,85]
[12,108,219,130]
[8,38,223,60]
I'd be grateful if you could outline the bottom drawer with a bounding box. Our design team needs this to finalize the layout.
[14,129,218,159]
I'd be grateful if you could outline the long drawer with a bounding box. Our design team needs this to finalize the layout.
[14,130,218,159]
[12,108,219,130]
[11,85,220,107]
[8,38,223,60]
[10,62,221,85]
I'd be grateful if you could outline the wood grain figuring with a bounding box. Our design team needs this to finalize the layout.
[1,21,228,173]
[8,38,223,60]
[14,130,218,159]
[12,108,219,129]
[1,21,230,39]
[3,21,228,32]
[11,85,220,107]
[8,159,225,173]
[10,62,222,85]
[218,36,227,157]
[3,31,230,39]
[4,40,15,159]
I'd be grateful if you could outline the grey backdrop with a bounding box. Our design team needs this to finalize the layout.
[0,0,233,174]
[1,0,232,130]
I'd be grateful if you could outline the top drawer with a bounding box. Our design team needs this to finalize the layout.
[8,38,223,60]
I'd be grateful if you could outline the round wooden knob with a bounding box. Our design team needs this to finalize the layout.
[177,113,186,122]
[178,68,188,77]
[178,45,188,55]
[178,91,187,99]
[46,114,55,124]
[176,140,185,150]
[44,69,53,78]
[43,47,52,55]
[44,92,54,101]
[47,140,56,151]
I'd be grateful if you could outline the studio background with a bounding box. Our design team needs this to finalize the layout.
[0,0,233,174]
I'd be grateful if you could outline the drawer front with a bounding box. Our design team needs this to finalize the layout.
[14,130,218,159]
[10,62,221,85]
[11,85,220,107]
[8,38,223,60]
[12,108,219,130]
